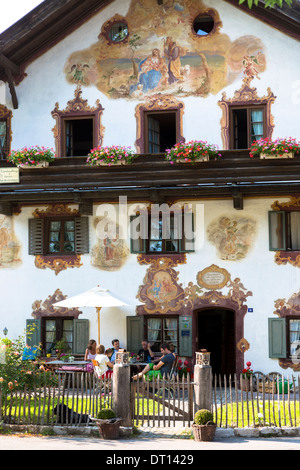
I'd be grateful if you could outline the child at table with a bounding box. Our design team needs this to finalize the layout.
[94,344,114,378]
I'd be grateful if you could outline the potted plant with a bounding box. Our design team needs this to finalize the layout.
[90,408,122,439]
[249,137,300,159]
[86,145,136,166]
[165,140,222,164]
[192,409,216,442]
[177,359,191,378]
[55,338,71,359]
[241,361,253,391]
[7,145,56,168]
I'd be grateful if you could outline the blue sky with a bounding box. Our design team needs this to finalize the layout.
[1,0,43,33]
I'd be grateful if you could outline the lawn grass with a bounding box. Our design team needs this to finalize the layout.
[216,400,300,428]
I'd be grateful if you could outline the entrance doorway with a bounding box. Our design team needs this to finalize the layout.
[196,308,236,376]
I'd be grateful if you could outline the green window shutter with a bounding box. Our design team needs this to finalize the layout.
[73,319,89,355]
[268,211,286,251]
[26,319,41,349]
[75,217,89,254]
[127,315,144,353]
[28,218,44,255]
[268,317,287,358]
[179,212,195,253]
[179,316,192,357]
[130,215,147,253]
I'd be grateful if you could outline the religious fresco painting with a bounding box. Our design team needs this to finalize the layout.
[64,0,266,100]
[207,216,256,261]
[91,217,130,271]
[0,215,21,268]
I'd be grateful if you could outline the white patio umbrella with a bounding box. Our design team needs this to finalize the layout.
[53,285,143,343]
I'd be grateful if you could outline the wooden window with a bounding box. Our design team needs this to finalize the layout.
[146,316,178,353]
[43,318,74,355]
[29,216,89,256]
[145,112,177,153]
[269,211,300,251]
[63,117,94,157]
[26,318,89,356]
[269,317,300,360]
[130,212,194,254]
[230,106,265,149]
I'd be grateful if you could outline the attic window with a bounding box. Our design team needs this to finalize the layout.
[109,22,128,43]
[193,14,215,36]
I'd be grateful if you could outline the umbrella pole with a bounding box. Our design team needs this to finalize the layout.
[96,307,101,344]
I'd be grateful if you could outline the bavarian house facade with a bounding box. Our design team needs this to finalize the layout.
[0,0,300,377]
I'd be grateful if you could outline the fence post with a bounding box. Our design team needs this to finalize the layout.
[112,351,132,427]
[194,351,212,412]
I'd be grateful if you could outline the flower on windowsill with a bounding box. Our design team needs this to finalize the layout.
[249,137,300,158]
[165,140,222,164]
[7,146,56,166]
[242,361,253,379]
[86,145,136,166]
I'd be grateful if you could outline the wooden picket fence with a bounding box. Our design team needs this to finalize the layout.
[0,371,112,426]
[213,372,300,428]
[131,374,195,427]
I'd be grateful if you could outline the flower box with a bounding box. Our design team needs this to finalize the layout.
[86,145,136,166]
[260,152,294,160]
[165,140,222,164]
[249,138,300,159]
[7,146,55,167]
[177,155,210,163]
[95,159,126,166]
[17,161,50,169]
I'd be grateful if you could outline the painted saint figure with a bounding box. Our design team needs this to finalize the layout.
[163,37,184,84]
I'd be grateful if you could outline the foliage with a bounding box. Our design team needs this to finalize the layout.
[0,327,57,401]
[97,408,116,420]
[194,409,214,426]
[7,146,56,166]
[238,0,293,9]
[242,361,254,379]
[55,337,71,355]
[86,145,136,166]
[165,140,222,164]
[177,359,191,378]
[249,137,300,157]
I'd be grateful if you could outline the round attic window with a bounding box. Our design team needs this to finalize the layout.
[193,14,215,36]
[108,22,128,43]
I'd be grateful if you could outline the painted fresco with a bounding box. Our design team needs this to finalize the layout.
[91,218,129,271]
[0,215,21,268]
[64,0,266,100]
[207,216,256,261]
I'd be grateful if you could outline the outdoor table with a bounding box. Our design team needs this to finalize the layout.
[44,360,89,372]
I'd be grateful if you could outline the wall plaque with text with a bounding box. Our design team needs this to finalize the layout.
[0,168,20,184]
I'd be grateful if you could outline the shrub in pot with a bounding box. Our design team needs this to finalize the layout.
[192,409,216,442]
[91,408,121,439]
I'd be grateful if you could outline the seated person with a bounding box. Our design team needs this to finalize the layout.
[132,343,175,381]
[138,340,155,363]
[110,338,120,364]
[94,344,114,378]
[105,348,114,376]
[84,339,97,361]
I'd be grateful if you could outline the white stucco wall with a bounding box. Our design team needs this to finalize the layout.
[1,0,300,374]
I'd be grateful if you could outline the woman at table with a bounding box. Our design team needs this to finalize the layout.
[84,339,97,361]
[94,344,114,379]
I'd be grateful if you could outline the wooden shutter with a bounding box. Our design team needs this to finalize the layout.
[73,319,89,355]
[179,316,192,357]
[179,212,195,253]
[268,211,286,251]
[127,316,144,353]
[74,217,89,254]
[130,215,147,253]
[268,317,287,358]
[26,319,41,348]
[28,218,44,255]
